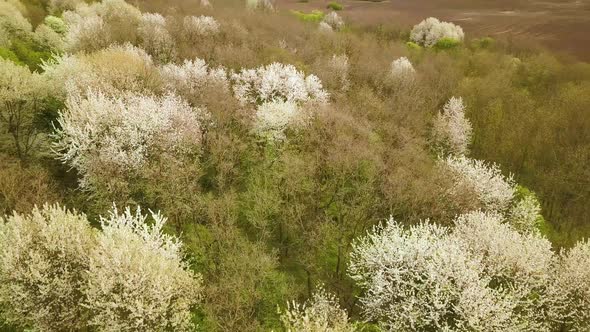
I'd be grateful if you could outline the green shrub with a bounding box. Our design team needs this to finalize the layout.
[291,10,325,23]
[0,47,22,64]
[406,41,422,50]
[327,2,343,10]
[434,37,461,50]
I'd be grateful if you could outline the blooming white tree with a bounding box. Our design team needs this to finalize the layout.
[0,0,32,38]
[246,0,274,11]
[0,204,95,331]
[441,155,515,212]
[318,21,333,33]
[390,56,416,83]
[548,240,590,331]
[410,17,464,47]
[62,0,142,52]
[432,96,473,155]
[322,12,344,31]
[84,206,202,331]
[231,62,329,105]
[253,100,307,142]
[183,15,220,39]
[53,91,206,190]
[42,44,157,97]
[280,286,354,332]
[509,192,543,234]
[138,12,176,62]
[160,58,228,99]
[453,211,555,330]
[329,54,350,91]
[348,217,513,331]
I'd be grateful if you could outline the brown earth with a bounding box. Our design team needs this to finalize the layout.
[279,0,590,61]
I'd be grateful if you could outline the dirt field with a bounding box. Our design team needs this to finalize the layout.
[279,0,590,61]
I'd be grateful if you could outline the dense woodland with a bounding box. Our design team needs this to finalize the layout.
[0,0,590,330]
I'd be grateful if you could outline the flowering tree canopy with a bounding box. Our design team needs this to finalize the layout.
[410,17,464,47]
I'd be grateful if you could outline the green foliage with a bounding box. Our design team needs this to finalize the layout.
[10,38,52,71]
[433,37,461,50]
[327,1,343,11]
[472,37,495,49]
[291,10,325,23]
[406,41,422,51]
[43,15,67,35]
[0,48,21,64]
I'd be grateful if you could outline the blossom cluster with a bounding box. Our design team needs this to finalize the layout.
[160,58,229,99]
[53,90,206,189]
[138,12,176,62]
[0,204,201,331]
[410,17,465,47]
[280,286,354,332]
[348,213,570,331]
[432,96,473,155]
[390,56,416,83]
[183,15,220,39]
[441,155,515,212]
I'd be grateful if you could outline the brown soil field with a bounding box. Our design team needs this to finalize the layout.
[279,0,590,61]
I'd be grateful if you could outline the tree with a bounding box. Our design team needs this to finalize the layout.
[410,17,464,48]
[0,204,95,331]
[84,206,202,331]
[0,59,48,161]
[432,96,473,156]
[280,286,354,332]
[53,91,206,194]
[390,57,416,83]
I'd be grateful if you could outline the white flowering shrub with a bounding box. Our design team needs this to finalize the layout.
[0,204,95,331]
[62,10,111,52]
[85,206,202,331]
[548,240,590,331]
[280,286,354,332]
[410,17,464,47]
[53,91,206,190]
[432,96,473,155]
[390,56,416,83]
[160,58,229,99]
[329,54,350,91]
[0,1,32,37]
[247,0,274,11]
[348,218,512,331]
[322,12,344,31]
[183,15,220,40]
[138,13,176,63]
[509,191,543,234]
[441,155,515,212]
[253,100,307,142]
[42,44,157,97]
[231,63,329,105]
[62,0,142,52]
[34,23,65,52]
[453,211,555,330]
[318,21,333,33]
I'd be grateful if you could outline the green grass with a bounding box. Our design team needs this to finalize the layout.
[327,1,343,10]
[290,9,325,22]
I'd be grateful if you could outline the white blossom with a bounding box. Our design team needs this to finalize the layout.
[390,56,416,83]
[329,54,350,91]
[231,62,329,105]
[53,91,205,189]
[410,17,464,47]
[453,211,555,330]
[549,240,590,331]
[318,21,333,33]
[160,57,229,99]
[138,13,176,62]
[322,12,344,31]
[509,193,543,234]
[85,206,202,331]
[253,100,307,142]
[246,0,274,11]
[42,44,156,97]
[432,96,473,155]
[441,155,515,212]
[183,15,220,38]
[0,204,95,330]
[280,286,354,332]
[348,217,512,331]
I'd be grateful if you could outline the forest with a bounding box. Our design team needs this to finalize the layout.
[0,0,590,330]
